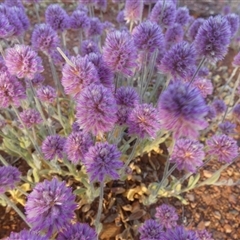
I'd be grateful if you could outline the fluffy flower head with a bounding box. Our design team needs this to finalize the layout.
[175,7,189,26]
[6,229,48,240]
[170,139,205,172]
[69,10,90,30]
[206,134,238,163]
[37,85,57,103]
[76,84,117,136]
[83,142,123,182]
[192,77,213,98]
[103,30,137,76]
[5,44,43,80]
[57,223,97,240]
[232,51,240,67]
[226,13,239,37]
[85,17,103,38]
[25,178,77,235]
[157,82,209,139]
[163,226,198,240]
[19,109,42,128]
[219,121,236,135]
[155,204,178,229]
[124,0,143,23]
[212,99,226,115]
[139,219,163,240]
[194,15,231,62]
[187,18,205,42]
[165,23,184,48]
[0,166,21,194]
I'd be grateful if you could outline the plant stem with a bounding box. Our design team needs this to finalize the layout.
[188,57,206,86]
[95,181,104,235]
[0,193,31,228]
[34,4,40,23]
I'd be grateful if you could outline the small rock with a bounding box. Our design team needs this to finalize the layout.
[191,202,197,208]
[224,224,232,233]
[228,194,237,204]
[227,168,233,176]
[205,221,211,227]
[213,211,221,220]
[186,193,195,202]
[203,170,213,178]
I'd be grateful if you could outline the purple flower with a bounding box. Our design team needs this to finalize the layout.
[212,99,226,115]
[149,0,176,28]
[219,121,236,135]
[124,0,143,23]
[4,0,24,8]
[80,39,100,56]
[42,135,66,160]
[83,142,123,182]
[233,104,240,119]
[57,223,97,240]
[159,42,196,79]
[76,84,117,136]
[37,85,57,103]
[0,71,26,108]
[226,13,239,37]
[206,134,238,163]
[0,12,14,39]
[25,178,77,236]
[175,7,190,26]
[196,229,214,240]
[116,11,126,24]
[194,15,231,62]
[206,106,217,120]
[155,204,178,229]
[192,77,213,98]
[165,23,184,47]
[61,55,99,98]
[85,17,103,38]
[157,82,208,139]
[69,10,90,30]
[87,53,114,89]
[222,5,231,15]
[6,229,48,240]
[232,51,240,67]
[116,86,139,124]
[127,103,160,139]
[132,20,164,53]
[103,30,137,76]
[198,67,209,77]
[163,226,199,240]
[65,131,93,165]
[31,23,59,54]
[187,18,205,42]
[26,73,45,88]
[45,4,69,31]
[95,0,107,12]
[72,121,82,132]
[19,109,42,128]
[139,219,164,240]
[5,44,43,80]
[50,49,70,67]
[13,6,30,32]
[170,139,205,172]
[0,166,21,194]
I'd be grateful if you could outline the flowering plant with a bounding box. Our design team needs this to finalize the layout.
[0,0,239,239]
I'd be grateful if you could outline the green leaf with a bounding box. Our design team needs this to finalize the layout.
[33,168,40,183]
[74,188,86,196]
[187,173,201,190]
[201,171,221,186]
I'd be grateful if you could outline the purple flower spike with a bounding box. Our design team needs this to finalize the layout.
[194,15,231,63]
[0,166,21,194]
[116,11,126,24]
[232,51,240,67]
[61,55,99,98]
[170,139,205,172]
[226,13,239,37]
[83,142,123,182]
[81,39,100,56]
[0,72,26,108]
[187,18,205,42]
[155,204,178,229]
[149,0,176,28]
[175,7,190,26]
[4,0,24,9]
[65,131,93,165]
[206,134,238,163]
[31,23,59,54]
[14,6,30,32]
[42,135,66,160]
[45,4,69,31]
[5,45,43,80]
[212,99,226,115]
[164,23,184,47]
[163,226,199,240]
[192,77,213,98]
[76,84,117,136]
[25,178,77,236]
[0,13,14,39]
[219,121,236,135]
[19,109,42,128]
[26,73,45,88]
[159,42,196,79]
[37,85,57,103]
[69,10,90,30]
[57,223,97,240]
[85,17,103,38]
[124,0,143,24]
[157,82,208,139]
[196,229,214,240]
[127,103,160,139]
[103,30,137,76]
[6,229,48,240]
[233,104,240,119]
[95,0,107,12]
[132,20,164,53]
[139,219,163,240]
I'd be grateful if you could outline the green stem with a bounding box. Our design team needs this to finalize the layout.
[0,193,31,228]
[34,4,40,23]
[95,181,104,235]
[188,57,206,86]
